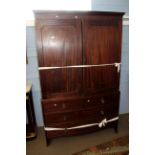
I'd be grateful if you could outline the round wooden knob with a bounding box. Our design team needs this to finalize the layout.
[54,104,57,107]
[87,99,90,103]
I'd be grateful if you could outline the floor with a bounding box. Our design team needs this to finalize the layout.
[26,114,129,155]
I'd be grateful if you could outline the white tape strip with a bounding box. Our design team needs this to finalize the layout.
[114,63,121,72]
[44,116,119,131]
[98,116,119,128]
[39,63,121,70]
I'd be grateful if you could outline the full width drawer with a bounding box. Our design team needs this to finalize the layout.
[44,113,118,128]
[42,91,120,114]
[43,106,119,125]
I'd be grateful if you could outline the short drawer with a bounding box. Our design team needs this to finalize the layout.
[44,111,81,124]
[42,98,86,114]
[84,92,119,107]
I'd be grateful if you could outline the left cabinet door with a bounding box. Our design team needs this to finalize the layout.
[36,19,83,98]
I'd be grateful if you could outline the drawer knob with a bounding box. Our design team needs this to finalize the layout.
[100,111,104,115]
[75,16,78,19]
[101,98,105,104]
[87,99,90,103]
[54,104,57,107]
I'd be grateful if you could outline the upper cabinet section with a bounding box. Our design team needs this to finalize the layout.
[34,11,124,67]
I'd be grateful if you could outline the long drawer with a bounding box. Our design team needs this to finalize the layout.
[45,113,118,128]
[42,92,119,114]
[45,117,118,139]
[43,104,118,126]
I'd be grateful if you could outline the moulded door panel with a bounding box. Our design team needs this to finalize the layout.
[40,68,82,99]
[38,19,82,67]
[83,16,122,65]
[83,65,119,93]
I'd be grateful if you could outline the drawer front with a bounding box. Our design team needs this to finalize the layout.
[46,121,118,139]
[42,92,119,114]
[42,98,86,114]
[44,105,118,126]
[44,108,105,124]
[45,113,118,128]
[83,92,119,109]
[45,113,119,139]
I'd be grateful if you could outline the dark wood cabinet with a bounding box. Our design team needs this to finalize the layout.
[34,11,124,145]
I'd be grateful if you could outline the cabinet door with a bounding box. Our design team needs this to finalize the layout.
[83,16,122,65]
[40,68,82,99]
[82,16,122,92]
[37,19,82,67]
[83,66,119,94]
[36,19,82,98]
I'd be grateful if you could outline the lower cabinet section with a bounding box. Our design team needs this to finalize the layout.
[41,91,120,145]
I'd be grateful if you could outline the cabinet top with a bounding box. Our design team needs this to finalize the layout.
[34,10,124,19]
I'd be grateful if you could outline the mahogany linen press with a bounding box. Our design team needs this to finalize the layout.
[34,11,124,145]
